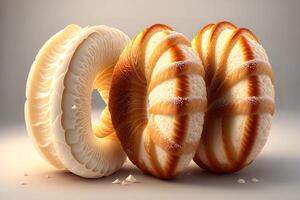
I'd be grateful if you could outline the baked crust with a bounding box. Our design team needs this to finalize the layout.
[109,24,207,178]
[192,21,275,173]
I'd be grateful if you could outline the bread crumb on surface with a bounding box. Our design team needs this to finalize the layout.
[46,174,51,179]
[121,180,129,185]
[237,178,246,184]
[112,175,138,185]
[125,174,137,183]
[112,179,121,184]
[23,173,29,176]
[251,177,259,183]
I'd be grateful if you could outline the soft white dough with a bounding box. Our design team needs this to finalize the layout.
[25,25,130,178]
[25,24,82,169]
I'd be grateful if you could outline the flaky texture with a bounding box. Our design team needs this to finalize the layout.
[192,21,275,173]
[25,25,130,178]
[109,24,207,179]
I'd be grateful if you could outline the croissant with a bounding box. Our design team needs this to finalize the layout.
[25,24,130,178]
[109,24,207,178]
[192,21,275,173]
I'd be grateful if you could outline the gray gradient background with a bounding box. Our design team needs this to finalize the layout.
[1,1,300,199]
[0,0,299,125]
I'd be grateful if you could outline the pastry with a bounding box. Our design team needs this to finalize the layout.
[25,24,130,178]
[192,21,275,173]
[109,24,207,178]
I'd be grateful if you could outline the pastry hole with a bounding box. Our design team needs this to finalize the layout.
[91,89,106,126]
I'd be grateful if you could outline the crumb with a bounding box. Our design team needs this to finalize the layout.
[23,173,29,176]
[46,174,51,179]
[125,174,137,183]
[251,177,259,183]
[121,180,129,185]
[112,179,121,184]
[71,105,77,110]
[19,181,26,186]
[237,178,246,184]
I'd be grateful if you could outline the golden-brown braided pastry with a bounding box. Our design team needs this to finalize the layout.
[192,21,275,173]
[109,24,207,178]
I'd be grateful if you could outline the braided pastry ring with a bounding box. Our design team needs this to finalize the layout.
[109,24,207,179]
[25,24,130,178]
[192,21,275,173]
